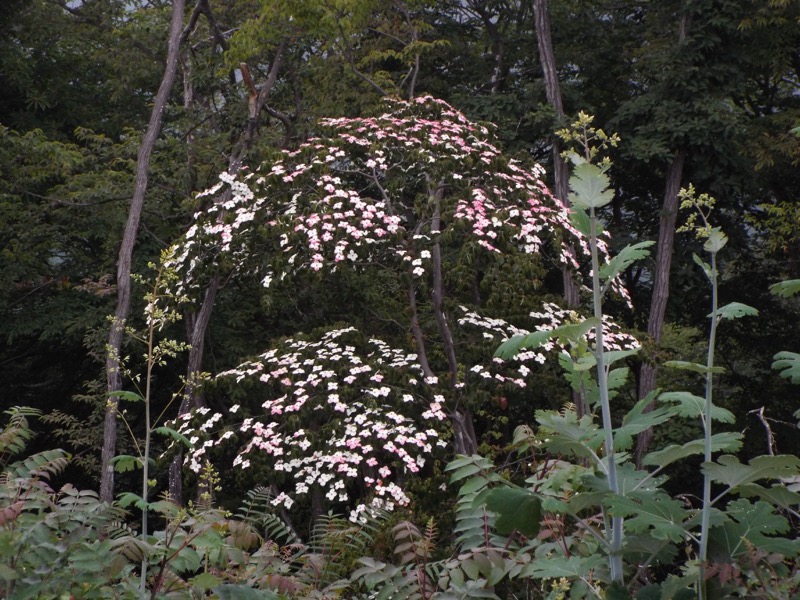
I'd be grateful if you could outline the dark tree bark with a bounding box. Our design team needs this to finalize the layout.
[635,9,691,465]
[167,40,287,505]
[533,0,580,308]
[429,179,478,455]
[635,149,685,464]
[168,276,220,502]
[100,0,190,502]
[533,0,587,418]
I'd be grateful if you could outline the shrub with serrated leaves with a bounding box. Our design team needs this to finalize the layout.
[449,122,800,600]
[0,406,140,599]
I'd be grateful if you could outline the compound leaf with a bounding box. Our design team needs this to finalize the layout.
[772,351,800,384]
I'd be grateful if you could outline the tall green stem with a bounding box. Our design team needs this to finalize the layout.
[140,280,158,598]
[590,206,623,583]
[698,251,719,600]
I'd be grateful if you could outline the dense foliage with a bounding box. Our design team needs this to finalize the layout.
[2,0,800,598]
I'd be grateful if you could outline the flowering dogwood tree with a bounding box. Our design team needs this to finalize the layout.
[175,327,447,513]
[169,96,625,513]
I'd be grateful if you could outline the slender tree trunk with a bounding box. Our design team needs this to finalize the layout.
[533,0,580,308]
[533,0,585,417]
[167,41,287,504]
[429,179,478,455]
[635,8,691,464]
[635,149,685,464]
[168,276,220,502]
[100,0,187,502]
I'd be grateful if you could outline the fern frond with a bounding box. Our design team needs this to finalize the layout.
[237,486,302,548]
[393,520,423,566]
[9,448,71,481]
[447,455,510,552]
[0,407,41,461]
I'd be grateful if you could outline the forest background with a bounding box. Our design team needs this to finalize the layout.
[2,0,800,598]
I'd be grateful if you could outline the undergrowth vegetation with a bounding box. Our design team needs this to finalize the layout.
[2,112,799,600]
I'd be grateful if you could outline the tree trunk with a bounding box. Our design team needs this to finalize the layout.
[100,0,187,502]
[167,41,287,504]
[168,276,220,503]
[534,0,583,416]
[533,0,580,308]
[635,8,691,465]
[635,149,686,464]
[429,179,479,455]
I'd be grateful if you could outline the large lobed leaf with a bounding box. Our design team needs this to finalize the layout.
[642,432,743,469]
[483,487,541,537]
[568,162,614,210]
[535,410,604,460]
[703,454,800,493]
[709,499,799,559]
[658,391,735,423]
[605,493,690,543]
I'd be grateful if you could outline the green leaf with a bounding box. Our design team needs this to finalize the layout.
[665,360,725,375]
[459,476,490,497]
[573,355,596,371]
[170,545,202,573]
[484,487,541,537]
[110,454,143,473]
[569,208,592,237]
[607,367,630,391]
[568,162,614,209]
[634,584,663,600]
[494,318,599,360]
[153,426,191,447]
[190,572,221,591]
[709,499,798,559]
[495,330,552,360]
[736,483,800,511]
[659,391,735,423]
[605,582,633,600]
[117,492,148,510]
[554,317,600,344]
[641,432,743,468]
[770,279,800,298]
[213,584,280,600]
[704,227,728,253]
[520,554,606,579]
[614,391,672,452]
[599,241,655,281]
[149,499,181,518]
[709,302,758,320]
[603,348,640,367]
[536,410,604,459]
[693,253,712,280]
[772,351,800,384]
[658,576,696,600]
[703,455,800,493]
[108,390,144,402]
[0,563,17,581]
[605,493,689,543]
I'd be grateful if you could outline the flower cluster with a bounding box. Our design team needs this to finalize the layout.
[168,96,601,297]
[175,328,446,511]
[458,303,640,387]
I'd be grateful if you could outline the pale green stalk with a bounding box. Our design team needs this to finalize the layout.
[140,275,160,598]
[698,250,719,600]
[589,205,623,583]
